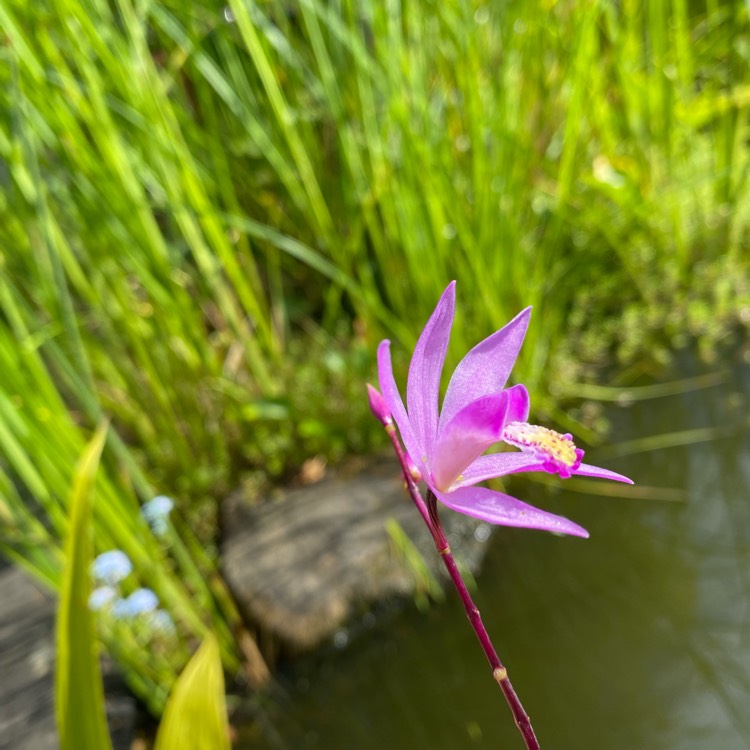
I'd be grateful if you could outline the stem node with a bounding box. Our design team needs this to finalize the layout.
[493,666,509,683]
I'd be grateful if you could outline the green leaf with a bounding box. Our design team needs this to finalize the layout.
[154,632,230,750]
[55,422,113,750]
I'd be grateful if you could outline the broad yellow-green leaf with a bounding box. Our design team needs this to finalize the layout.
[55,422,113,750]
[154,632,231,750]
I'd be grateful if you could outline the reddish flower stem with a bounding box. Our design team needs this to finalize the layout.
[384,423,541,750]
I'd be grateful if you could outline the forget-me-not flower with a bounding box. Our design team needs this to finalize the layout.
[88,585,118,611]
[141,495,174,536]
[92,550,132,585]
[112,587,160,619]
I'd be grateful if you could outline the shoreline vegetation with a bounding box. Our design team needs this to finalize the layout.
[1,0,749,723]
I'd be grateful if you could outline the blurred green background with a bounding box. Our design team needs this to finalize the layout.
[1,0,749,718]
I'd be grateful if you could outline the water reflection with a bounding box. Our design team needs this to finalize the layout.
[240,349,750,749]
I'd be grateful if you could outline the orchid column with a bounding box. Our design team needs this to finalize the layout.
[368,282,632,749]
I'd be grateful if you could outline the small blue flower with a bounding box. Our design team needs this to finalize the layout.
[127,588,159,614]
[112,597,132,619]
[148,609,176,635]
[141,495,174,535]
[111,587,160,619]
[88,585,117,611]
[92,550,132,585]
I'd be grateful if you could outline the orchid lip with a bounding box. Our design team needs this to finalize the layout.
[430,392,510,491]
[501,421,584,478]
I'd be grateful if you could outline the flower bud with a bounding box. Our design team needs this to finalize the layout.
[366,384,392,425]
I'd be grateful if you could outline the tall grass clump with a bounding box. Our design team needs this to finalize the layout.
[1,0,749,712]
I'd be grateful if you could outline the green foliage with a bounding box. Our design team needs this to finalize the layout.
[55,423,113,750]
[55,425,231,749]
[2,0,750,714]
[386,518,445,611]
[154,633,231,750]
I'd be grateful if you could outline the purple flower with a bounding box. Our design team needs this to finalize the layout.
[373,281,632,538]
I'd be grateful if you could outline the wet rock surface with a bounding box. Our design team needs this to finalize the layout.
[0,563,138,750]
[221,454,493,654]
[0,564,58,750]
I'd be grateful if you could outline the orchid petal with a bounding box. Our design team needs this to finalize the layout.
[457,455,634,486]
[407,282,456,460]
[377,340,421,466]
[451,451,544,488]
[431,393,509,491]
[504,383,531,423]
[440,307,531,430]
[432,486,589,537]
[574,463,634,484]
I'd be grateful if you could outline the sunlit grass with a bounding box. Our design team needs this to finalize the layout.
[1,0,749,712]
[55,428,232,746]
[56,424,113,750]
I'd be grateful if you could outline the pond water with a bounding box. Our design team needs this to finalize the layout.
[239,346,750,749]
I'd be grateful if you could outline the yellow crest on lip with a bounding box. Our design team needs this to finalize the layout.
[501,422,583,476]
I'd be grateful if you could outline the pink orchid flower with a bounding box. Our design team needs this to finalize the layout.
[372,281,632,538]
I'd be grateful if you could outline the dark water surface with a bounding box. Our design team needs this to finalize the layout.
[241,349,750,749]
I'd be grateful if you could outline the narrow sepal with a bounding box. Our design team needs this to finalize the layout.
[574,463,634,484]
[406,282,456,460]
[432,485,589,537]
[440,307,531,430]
[377,340,422,469]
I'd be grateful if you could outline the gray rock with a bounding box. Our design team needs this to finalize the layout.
[221,454,494,654]
[0,565,137,750]
[0,566,57,750]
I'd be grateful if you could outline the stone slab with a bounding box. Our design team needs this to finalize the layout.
[0,565,58,750]
[221,454,493,654]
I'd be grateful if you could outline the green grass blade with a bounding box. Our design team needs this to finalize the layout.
[153,632,230,750]
[55,422,113,750]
